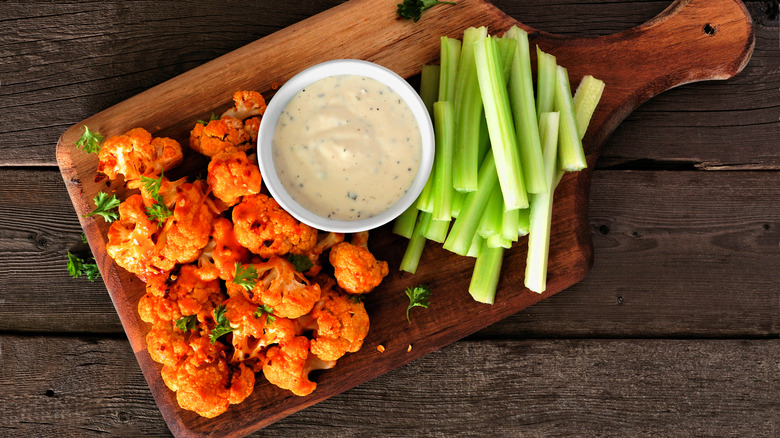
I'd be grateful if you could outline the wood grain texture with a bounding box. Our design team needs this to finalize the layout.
[0,168,777,338]
[1,336,776,437]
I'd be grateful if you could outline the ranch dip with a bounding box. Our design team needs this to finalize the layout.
[272,74,422,221]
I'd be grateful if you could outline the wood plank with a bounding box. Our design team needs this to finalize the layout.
[1,336,775,436]
[1,0,775,167]
[1,168,776,337]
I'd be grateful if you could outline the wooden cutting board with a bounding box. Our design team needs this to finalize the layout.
[56,0,754,436]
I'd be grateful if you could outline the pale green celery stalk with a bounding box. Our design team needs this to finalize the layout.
[573,75,605,140]
[517,207,530,236]
[393,201,418,239]
[525,112,560,293]
[474,36,528,210]
[477,188,503,239]
[438,36,461,102]
[400,212,432,274]
[535,47,557,118]
[453,27,488,192]
[506,26,546,194]
[486,233,512,249]
[554,65,587,171]
[477,111,490,165]
[495,36,516,83]
[431,101,455,220]
[469,246,505,304]
[466,233,484,258]
[443,150,499,256]
[423,218,450,243]
[414,65,441,213]
[501,205,520,241]
[451,190,465,218]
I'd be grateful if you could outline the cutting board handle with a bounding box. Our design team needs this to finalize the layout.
[527,0,755,154]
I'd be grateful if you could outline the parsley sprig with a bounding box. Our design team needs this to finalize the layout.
[254,304,275,325]
[196,112,219,125]
[405,285,432,323]
[84,191,121,222]
[140,172,172,225]
[287,254,313,273]
[67,251,100,282]
[175,315,197,332]
[396,0,456,22]
[209,305,234,344]
[233,263,258,291]
[75,125,104,154]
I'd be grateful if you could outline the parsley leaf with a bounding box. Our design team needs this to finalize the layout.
[84,191,121,222]
[209,304,234,344]
[75,125,104,154]
[396,0,456,22]
[140,173,172,225]
[175,315,197,332]
[81,233,88,244]
[67,251,100,282]
[233,263,258,291]
[254,304,275,324]
[287,254,313,272]
[196,113,220,125]
[349,294,364,304]
[405,284,432,323]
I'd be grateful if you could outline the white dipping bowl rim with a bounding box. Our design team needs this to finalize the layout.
[257,59,434,233]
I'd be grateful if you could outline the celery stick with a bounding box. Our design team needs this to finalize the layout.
[507,26,546,194]
[573,75,605,140]
[477,188,503,239]
[453,27,488,192]
[474,36,528,211]
[517,207,530,236]
[525,112,560,293]
[554,65,587,171]
[501,205,520,241]
[535,47,557,117]
[393,201,418,239]
[495,36,516,83]
[443,150,499,256]
[466,233,484,258]
[438,36,461,102]
[451,190,465,218]
[420,65,440,116]
[423,218,450,243]
[431,101,455,220]
[469,246,504,304]
[477,110,490,165]
[400,212,432,274]
[486,233,512,249]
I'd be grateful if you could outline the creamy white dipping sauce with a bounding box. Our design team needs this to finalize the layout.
[272,74,422,221]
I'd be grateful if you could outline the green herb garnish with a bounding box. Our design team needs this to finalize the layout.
[254,304,275,324]
[396,0,456,22]
[233,262,258,291]
[75,125,104,154]
[209,305,234,343]
[196,113,219,125]
[287,254,313,272]
[67,251,100,282]
[175,315,197,332]
[405,284,432,323]
[84,191,121,222]
[140,172,172,225]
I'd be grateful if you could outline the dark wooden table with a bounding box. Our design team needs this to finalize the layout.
[1,1,777,436]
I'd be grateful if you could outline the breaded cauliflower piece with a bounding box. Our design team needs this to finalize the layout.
[98,127,183,182]
[207,146,262,207]
[232,194,317,258]
[329,232,389,294]
[227,256,321,319]
[304,275,369,361]
[262,336,335,397]
[189,116,250,157]
[106,194,160,281]
[138,265,222,324]
[151,181,216,272]
[223,294,296,370]
[221,90,267,121]
[146,320,189,367]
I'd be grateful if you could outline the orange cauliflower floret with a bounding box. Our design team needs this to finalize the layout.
[150,181,216,272]
[223,294,296,370]
[303,275,369,361]
[302,232,344,277]
[127,175,188,212]
[138,265,222,324]
[243,117,261,144]
[163,334,254,418]
[210,218,251,281]
[232,194,317,258]
[146,320,189,367]
[221,90,267,121]
[329,232,389,294]
[207,146,262,207]
[262,336,335,397]
[98,127,183,181]
[106,194,160,281]
[189,116,250,157]
[228,257,321,319]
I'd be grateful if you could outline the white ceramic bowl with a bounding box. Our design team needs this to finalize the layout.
[257,59,434,233]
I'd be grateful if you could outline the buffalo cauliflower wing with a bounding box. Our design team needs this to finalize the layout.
[98,127,183,182]
[223,294,296,370]
[232,194,317,258]
[189,116,251,157]
[207,146,262,207]
[329,232,389,294]
[138,264,222,324]
[106,194,160,281]
[262,336,335,397]
[221,90,267,121]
